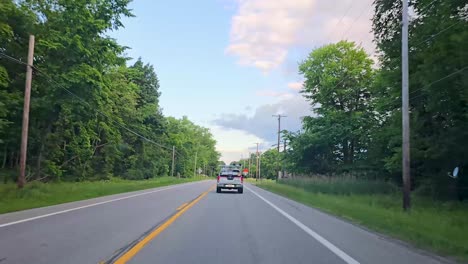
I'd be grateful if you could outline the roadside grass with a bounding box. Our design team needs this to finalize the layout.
[255,180,468,262]
[281,177,397,195]
[0,177,203,214]
[244,177,265,183]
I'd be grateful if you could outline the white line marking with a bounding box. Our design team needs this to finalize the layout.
[0,181,206,228]
[246,185,360,264]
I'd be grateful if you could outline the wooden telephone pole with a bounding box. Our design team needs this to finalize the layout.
[272,115,286,181]
[171,146,175,178]
[401,0,411,210]
[248,152,251,178]
[255,143,259,181]
[18,35,35,188]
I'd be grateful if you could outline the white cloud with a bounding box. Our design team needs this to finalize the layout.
[287,81,303,91]
[256,90,295,99]
[226,0,316,72]
[225,0,375,72]
[209,125,264,163]
[213,94,312,142]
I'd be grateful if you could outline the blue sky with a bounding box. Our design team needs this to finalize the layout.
[111,0,375,162]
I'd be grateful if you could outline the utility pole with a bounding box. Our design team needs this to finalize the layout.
[259,152,261,180]
[193,149,198,178]
[18,35,35,189]
[272,114,286,181]
[171,146,175,178]
[248,152,251,178]
[272,115,287,152]
[255,143,259,181]
[402,0,411,211]
[283,138,287,178]
[240,154,243,170]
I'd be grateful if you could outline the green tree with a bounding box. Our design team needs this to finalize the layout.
[165,117,220,177]
[0,0,220,184]
[298,41,375,172]
[372,0,468,198]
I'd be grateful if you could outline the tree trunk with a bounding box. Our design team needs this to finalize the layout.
[350,139,355,164]
[16,151,20,167]
[342,139,349,164]
[2,144,7,169]
[36,141,44,179]
[9,151,15,168]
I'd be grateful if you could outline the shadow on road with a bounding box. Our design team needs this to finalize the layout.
[213,189,242,195]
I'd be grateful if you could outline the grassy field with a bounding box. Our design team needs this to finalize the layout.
[0,177,204,214]
[255,179,468,262]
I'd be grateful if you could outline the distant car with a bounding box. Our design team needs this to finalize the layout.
[217,170,243,194]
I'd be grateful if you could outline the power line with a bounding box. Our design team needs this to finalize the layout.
[409,66,468,96]
[413,20,463,47]
[1,51,178,154]
[378,65,468,108]
[323,15,464,93]
[300,65,467,136]
[325,0,356,40]
[416,0,438,16]
[0,52,28,66]
[341,0,374,40]
[377,18,463,71]
[39,69,173,151]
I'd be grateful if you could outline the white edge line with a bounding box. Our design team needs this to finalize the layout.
[246,185,360,264]
[0,181,205,228]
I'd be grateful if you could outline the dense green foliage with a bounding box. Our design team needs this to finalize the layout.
[370,0,468,198]
[257,1,467,200]
[256,180,468,261]
[0,0,219,182]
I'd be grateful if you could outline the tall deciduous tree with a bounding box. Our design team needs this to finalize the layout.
[299,41,375,170]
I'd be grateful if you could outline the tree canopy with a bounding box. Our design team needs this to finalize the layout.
[0,0,220,182]
[262,2,467,200]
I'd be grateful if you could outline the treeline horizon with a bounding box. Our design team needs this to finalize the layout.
[0,0,220,183]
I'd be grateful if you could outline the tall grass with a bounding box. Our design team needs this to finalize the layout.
[0,177,201,214]
[280,176,398,195]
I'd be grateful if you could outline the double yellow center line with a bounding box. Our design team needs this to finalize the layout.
[113,185,215,264]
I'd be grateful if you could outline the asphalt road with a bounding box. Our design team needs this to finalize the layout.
[0,180,451,264]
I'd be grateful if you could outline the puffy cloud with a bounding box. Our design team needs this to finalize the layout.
[213,94,312,142]
[209,125,264,163]
[287,81,303,91]
[226,0,316,72]
[256,90,295,99]
[226,0,375,72]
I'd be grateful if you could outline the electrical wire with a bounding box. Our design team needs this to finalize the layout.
[0,52,29,66]
[378,65,468,108]
[325,0,356,40]
[299,64,467,137]
[1,51,179,154]
[413,20,463,47]
[341,0,374,40]
[416,0,438,16]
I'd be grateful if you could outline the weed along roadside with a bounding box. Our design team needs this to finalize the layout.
[254,179,468,262]
[0,177,207,214]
